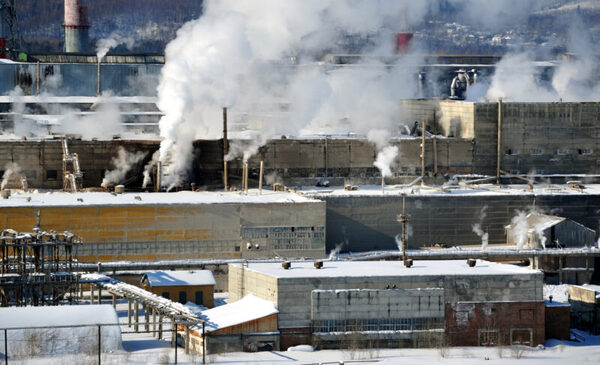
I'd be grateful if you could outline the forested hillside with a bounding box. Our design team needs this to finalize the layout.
[16,0,204,53]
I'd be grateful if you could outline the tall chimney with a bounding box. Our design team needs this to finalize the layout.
[395,9,413,54]
[63,0,90,53]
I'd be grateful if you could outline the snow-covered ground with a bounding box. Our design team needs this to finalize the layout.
[4,294,600,364]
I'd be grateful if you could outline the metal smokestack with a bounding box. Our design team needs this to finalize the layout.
[63,0,90,53]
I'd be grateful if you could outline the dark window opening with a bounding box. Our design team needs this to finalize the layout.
[178,291,187,304]
[195,291,203,306]
[161,292,170,299]
[46,170,58,181]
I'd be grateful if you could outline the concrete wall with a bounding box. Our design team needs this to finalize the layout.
[400,100,600,176]
[0,200,326,262]
[0,139,159,189]
[322,193,600,251]
[311,288,444,321]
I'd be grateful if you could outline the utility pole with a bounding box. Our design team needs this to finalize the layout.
[396,194,409,264]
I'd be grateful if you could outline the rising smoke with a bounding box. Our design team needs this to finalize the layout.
[510,210,529,250]
[1,162,23,190]
[101,147,147,187]
[472,205,489,250]
[96,31,136,61]
[156,0,432,187]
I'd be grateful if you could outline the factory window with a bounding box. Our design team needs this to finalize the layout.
[510,328,532,346]
[479,329,499,346]
[178,291,187,304]
[531,149,542,156]
[505,149,517,155]
[578,148,592,155]
[234,245,240,252]
[161,292,170,300]
[556,149,568,155]
[46,170,58,181]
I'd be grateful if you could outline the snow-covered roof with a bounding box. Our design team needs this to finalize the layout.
[301,183,600,198]
[233,260,538,279]
[195,294,278,333]
[524,213,565,232]
[0,304,119,329]
[143,270,216,287]
[0,190,319,207]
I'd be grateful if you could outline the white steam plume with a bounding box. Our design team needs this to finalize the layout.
[54,94,125,139]
[1,162,23,190]
[96,31,135,61]
[264,171,282,186]
[472,224,489,251]
[328,243,343,261]
[480,22,600,102]
[472,205,489,250]
[156,0,430,187]
[142,151,160,189]
[510,210,529,250]
[224,131,269,163]
[368,129,399,179]
[101,147,147,187]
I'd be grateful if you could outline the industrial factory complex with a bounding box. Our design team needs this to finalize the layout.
[1,0,600,363]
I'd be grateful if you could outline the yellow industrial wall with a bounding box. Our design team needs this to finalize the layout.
[0,201,326,262]
[0,204,241,262]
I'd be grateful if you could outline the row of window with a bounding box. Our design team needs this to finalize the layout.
[312,317,444,333]
[161,290,203,306]
[505,148,592,156]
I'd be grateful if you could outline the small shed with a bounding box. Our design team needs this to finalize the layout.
[184,294,279,354]
[141,270,216,308]
[0,304,121,358]
[506,213,596,249]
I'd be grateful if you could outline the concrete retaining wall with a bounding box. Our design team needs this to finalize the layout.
[322,193,600,251]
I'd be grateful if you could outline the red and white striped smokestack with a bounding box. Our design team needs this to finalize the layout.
[63,0,90,53]
[395,8,413,54]
[64,0,88,28]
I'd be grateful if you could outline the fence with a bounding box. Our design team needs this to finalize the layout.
[1,320,206,365]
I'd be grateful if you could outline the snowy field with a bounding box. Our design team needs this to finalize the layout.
[9,337,600,364]
[4,293,600,364]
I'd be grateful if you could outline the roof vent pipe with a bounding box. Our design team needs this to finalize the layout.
[467,258,477,267]
[314,260,323,269]
[282,261,291,270]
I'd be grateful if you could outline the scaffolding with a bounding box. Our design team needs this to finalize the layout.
[0,229,81,306]
[62,138,82,193]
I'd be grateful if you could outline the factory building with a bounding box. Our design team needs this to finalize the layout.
[0,191,326,263]
[228,260,549,349]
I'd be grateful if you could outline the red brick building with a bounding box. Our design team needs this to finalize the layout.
[445,301,546,347]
